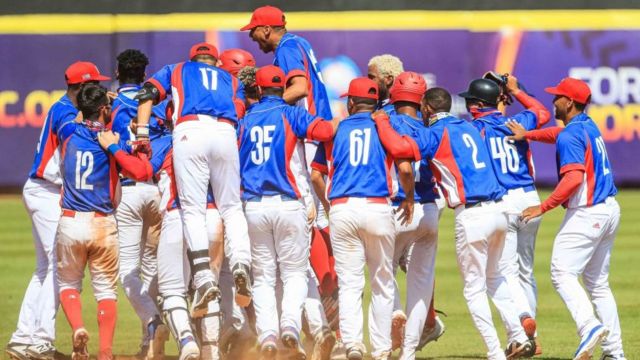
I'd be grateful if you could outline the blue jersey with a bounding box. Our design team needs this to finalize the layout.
[556,113,617,208]
[148,61,244,124]
[111,84,170,185]
[389,114,438,203]
[274,33,332,120]
[29,94,78,185]
[317,112,393,200]
[238,96,322,200]
[472,110,539,191]
[60,125,124,213]
[379,100,396,116]
[409,113,505,208]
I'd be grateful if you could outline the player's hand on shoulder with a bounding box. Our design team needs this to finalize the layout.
[372,109,388,121]
[98,130,120,150]
[506,119,526,142]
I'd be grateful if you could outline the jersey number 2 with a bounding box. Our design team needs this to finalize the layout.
[595,136,611,176]
[75,151,94,190]
[462,134,486,170]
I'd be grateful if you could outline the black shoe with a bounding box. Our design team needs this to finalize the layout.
[232,263,252,307]
[505,339,536,359]
[190,281,220,318]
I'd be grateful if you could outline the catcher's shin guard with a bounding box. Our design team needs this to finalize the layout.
[162,295,196,345]
[198,299,222,360]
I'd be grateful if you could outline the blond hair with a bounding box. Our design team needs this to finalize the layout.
[368,54,404,78]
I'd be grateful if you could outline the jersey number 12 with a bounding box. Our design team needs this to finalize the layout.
[75,151,94,190]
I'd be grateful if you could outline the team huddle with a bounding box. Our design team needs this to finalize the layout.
[5,5,626,360]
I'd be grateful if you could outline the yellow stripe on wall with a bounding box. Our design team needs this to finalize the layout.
[1,10,640,34]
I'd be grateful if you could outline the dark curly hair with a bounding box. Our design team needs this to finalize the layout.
[117,49,149,84]
[77,83,109,119]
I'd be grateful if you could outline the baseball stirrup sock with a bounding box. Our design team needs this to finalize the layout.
[162,295,195,345]
[60,288,84,330]
[97,299,117,355]
[188,249,213,282]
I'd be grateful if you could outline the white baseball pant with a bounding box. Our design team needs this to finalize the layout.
[550,197,624,355]
[501,187,542,320]
[304,269,330,337]
[454,201,528,360]
[172,118,250,286]
[244,196,309,343]
[218,257,252,348]
[115,182,162,335]
[11,178,61,345]
[56,212,119,301]
[330,198,396,359]
[394,202,440,360]
[304,141,329,229]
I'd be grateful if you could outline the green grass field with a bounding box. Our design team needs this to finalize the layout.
[1,191,638,359]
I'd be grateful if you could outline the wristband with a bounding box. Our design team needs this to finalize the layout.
[137,125,149,138]
[107,144,121,155]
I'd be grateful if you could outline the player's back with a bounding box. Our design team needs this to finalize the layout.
[238,96,317,200]
[326,112,392,200]
[559,113,617,208]
[112,85,169,142]
[415,114,505,207]
[389,114,437,203]
[61,125,119,213]
[274,33,332,120]
[150,61,243,123]
[474,110,538,190]
[29,94,78,185]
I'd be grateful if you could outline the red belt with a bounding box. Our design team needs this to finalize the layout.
[330,197,388,206]
[207,203,217,209]
[176,114,236,127]
[62,209,108,218]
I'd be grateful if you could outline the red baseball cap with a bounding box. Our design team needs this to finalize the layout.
[256,65,285,88]
[219,49,256,76]
[240,6,286,31]
[390,71,427,104]
[65,61,110,85]
[189,42,219,60]
[341,77,379,100]
[545,77,591,104]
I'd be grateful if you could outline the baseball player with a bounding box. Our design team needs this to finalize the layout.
[374,87,534,359]
[367,54,404,114]
[313,77,415,360]
[237,65,338,359]
[136,42,251,317]
[218,48,257,77]
[459,75,551,352]
[507,78,625,360]
[6,61,109,360]
[383,72,443,360]
[56,83,155,360]
[110,49,170,359]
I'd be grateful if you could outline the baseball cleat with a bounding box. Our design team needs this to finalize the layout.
[25,342,59,360]
[190,281,220,318]
[520,316,537,339]
[260,335,278,360]
[178,337,200,360]
[282,327,306,360]
[5,342,31,360]
[391,311,407,351]
[233,263,253,308]
[311,328,336,360]
[600,353,627,360]
[146,316,170,360]
[71,327,90,360]
[505,339,536,359]
[345,345,364,360]
[573,324,609,360]
[534,338,542,355]
[417,316,446,350]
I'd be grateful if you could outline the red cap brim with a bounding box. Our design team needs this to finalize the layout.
[240,22,257,31]
[544,86,562,96]
[340,92,349,98]
[92,75,111,81]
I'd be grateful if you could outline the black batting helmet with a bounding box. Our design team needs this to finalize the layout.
[458,79,501,105]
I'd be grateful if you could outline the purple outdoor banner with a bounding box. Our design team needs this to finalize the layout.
[1,29,639,187]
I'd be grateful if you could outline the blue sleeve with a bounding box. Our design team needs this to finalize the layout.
[557,128,586,168]
[148,64,176,97]
[54,111,78,142]
[275,45,306,77]
[111,105,133,143]
[513,110,538,131]
[313,142,327,167]
[289,107,319,138]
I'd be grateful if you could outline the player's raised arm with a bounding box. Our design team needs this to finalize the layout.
[97,130,153,182]
[505,74,551,128]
